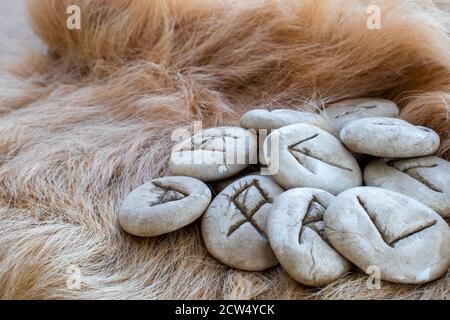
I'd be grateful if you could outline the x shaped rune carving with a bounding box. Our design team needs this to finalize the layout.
[227,180,273,239]
[356,196,436,247]
[288,134,353,173]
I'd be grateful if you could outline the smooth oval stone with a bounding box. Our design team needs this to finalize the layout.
[364,157,450,218]
[263,124,362,195]
[169,127,257,182]
[325,98,399,133]
[324,187,450,284]
[201,175,284,271]
[240,109,332,132]
[340,117,440,157]
[119,176,212,237]
[268,188,352,287]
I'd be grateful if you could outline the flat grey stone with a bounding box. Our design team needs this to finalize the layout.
[364,157,450,218]
[201,175,284,271]
[340,117,440,157]
[268,188,352,287]
[119,176,212,237]
[240,109,332,132]
[263,124,362,194]
[325,98,399,133]
[324,187,450,284]
[169,127,257,182]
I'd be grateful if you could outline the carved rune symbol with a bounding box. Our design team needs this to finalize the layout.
[299,196,328,244]
[147,181,187,207]
[371,121,410,127]
[356,196,437,247]
[185,132,241,153]
[387,160,443,193]
[227,180,273,238]
[288,134,353,173]
[333,105,377,119]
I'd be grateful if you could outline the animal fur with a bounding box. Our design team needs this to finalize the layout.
[0,0,449,299]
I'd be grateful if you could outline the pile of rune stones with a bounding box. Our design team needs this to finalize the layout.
[119,98,450,287]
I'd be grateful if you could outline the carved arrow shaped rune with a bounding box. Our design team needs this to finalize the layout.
[147,181,187,207]
[288,134,353,173]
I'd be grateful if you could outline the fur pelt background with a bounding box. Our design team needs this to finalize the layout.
[0,0,449,299]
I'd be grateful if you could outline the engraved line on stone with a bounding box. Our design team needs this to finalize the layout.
[356,196,437,247]
[356,196,393,246]
[291,134,319,146]
[185,133,241,152]
[147,181,188,206]
[299,196,327,244]
[371,122,410,127]
[288,134,319,174]
[388,220,437,247]
[333,105,377,119]
[387,161,443,193]
[289,134,353,172]
[289,151,314,173]
[226,179,273,238]
[229,179,273,204]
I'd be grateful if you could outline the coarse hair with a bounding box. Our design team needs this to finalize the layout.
[0,0,448,299]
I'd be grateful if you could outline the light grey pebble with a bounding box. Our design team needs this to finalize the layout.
[268,188,352,287]
[240,108,332,133]
[325,98,399,133]
[324,187,450,284]
[364,156,450,218]
[240,109,334,165]
[169,127,257,182]
[119,176,212,237]
[202,175,284,271]
[340,117,440,157]
[263,124,362,195]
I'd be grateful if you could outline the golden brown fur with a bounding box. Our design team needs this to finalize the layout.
[0,0,448,299]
